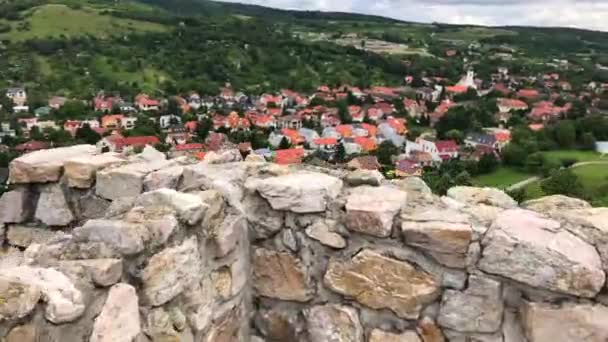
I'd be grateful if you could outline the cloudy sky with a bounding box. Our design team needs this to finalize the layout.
[216,0,608,32]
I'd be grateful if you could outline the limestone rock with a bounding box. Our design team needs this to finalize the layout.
[142,237,201,306]
[401,209,472,268]
[502,309,526,342]
[73,219,149,255]
[96,159,176,200]
[90,283,141,342]
[438,275,503,333]
[64,153,124,188]
[369,329,421,342]
[104,196,136,218]
[521,302,608,342]
[305,221,347,249]
[77,193,111,220]
[253,248,312,302]
[0,276,41,321]
[246,171,343,213]
[212,214,245,257]
[255,309,297,341]
[324,249,440,319]
[478,209,605,298]
[137,145,166,162]
[522,195,591,213]
[35,184,74,226]
[447,186,517,209]
[143,165,184,191]
[245,153,266,162]
[136,188,207,225]
[243,194,284,239]
[6,225,58,248]
[0,266,85,323]
[345,186,407,237]
[58,259,123,287]
[144,307,181,341]
[181,162,248,209]
[204,307,244,342]
[0,187,33,224]
[205,149,243,164]
[6,324,37,342]
[125,207,178,248]
[305,305,363,342]
[395,177,432,195]
[549,208,608,270]
[417,317,445,342]
[9,145,96,184]
[344,169,384,186]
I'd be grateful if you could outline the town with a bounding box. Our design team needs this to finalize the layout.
[1,64,608,204]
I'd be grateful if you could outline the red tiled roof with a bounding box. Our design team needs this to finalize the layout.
[517,89,540,99]
[435,140,459,152]
[336,125,354,138]
[498,98,528,110]
[446,85,469,94]
[353,137,377,152]
[175,143,204,151]
[360,123,378,137]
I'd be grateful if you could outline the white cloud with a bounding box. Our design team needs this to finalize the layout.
[216,0,608,31]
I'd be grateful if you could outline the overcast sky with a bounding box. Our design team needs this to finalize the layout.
[216,0,608,32]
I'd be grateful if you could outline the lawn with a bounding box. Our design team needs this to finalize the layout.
[0,4,168,41]
[524,164,608,206]
[541,150,605,164]
[473,167,533,189]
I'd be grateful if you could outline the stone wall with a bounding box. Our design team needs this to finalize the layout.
[1,145,608,342]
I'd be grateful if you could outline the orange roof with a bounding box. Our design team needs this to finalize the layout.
[387,118,407,135]
[353,137,377,152]
[275,148,305,165]
[446,85,469,94]
[336,125,353,138]
[360,123,378,137]
[313,138,338,146]
[281,128,303,144]
[517,89,540,99]
[495,131,511,142]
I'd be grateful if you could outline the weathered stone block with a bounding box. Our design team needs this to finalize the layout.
[253,248,312,302]
[345,186,407,237]
[9,145,96,184]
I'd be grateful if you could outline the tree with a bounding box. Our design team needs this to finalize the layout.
[196,117,213,142]
[47,128,73,146]
[502,143,528,167]
[335,143,346,163]
[507,187,527,204]
[75,123,101,144]
[165,98,183,116]
[55,100,89,120]
[477,153,499,174]
[337,101,352,124]
[29,126,45,141]
[581,132,597,151]
[278,136,291,150]
[541,169,584,198]
[525,152,546,173]
[554,120,576,148]
[375,140,399,166]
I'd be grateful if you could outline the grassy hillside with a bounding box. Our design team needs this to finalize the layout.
[0,3,167,41]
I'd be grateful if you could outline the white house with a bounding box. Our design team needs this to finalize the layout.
[6,87,27,106]
[597,141,608,154]
[121,117,137,130]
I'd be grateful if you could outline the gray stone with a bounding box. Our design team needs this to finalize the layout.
[73,219,149,255]
[305,305,364,342]
[77,193,111,220]
[0,187,33,224]
[438,275,503,333]
[246,171,343,213]
[142,237,201,306]
[125,207,178,248]
[205,149,243,164]
[502,309,526,342]
[522,195,592,213]
[181,162,248,209]
[345,186,407,237]
[96,159,176,200]
[58,259,123,287]
[282,229,299,252]
[35,184,74,226]
[90,283,141,342]
[212,214,246,257]
[243,194,284,239]
[478,209,605,298]
[9,145,96,184]
[6,225,58,248]
[143,165,184,191]
[305,220,347,249]
[345,169,384,186]
[369,329,421,342]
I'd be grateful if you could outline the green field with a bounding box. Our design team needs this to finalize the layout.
[473,167,533,189]
[541,150,606,164]
[524,163,608,206]
[435,27,517,43]
[0,4,167,41]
